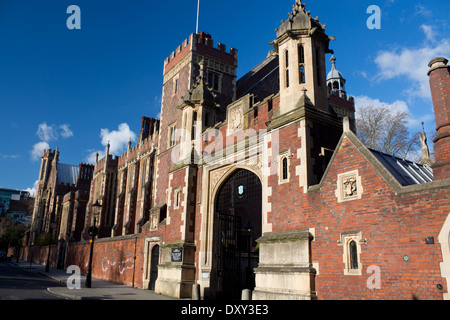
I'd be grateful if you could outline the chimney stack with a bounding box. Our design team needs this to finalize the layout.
[428,57,450,180]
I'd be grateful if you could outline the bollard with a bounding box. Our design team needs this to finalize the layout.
[192,283,201,300]
[241,289,252,300]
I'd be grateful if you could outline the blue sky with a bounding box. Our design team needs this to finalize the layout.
[0,0,449,195]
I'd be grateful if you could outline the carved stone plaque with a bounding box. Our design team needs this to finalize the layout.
[335,170,363,203]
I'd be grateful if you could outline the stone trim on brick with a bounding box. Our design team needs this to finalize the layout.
[438,213,450,300]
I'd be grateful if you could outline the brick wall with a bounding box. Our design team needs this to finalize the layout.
[65,236,144,287]
[268,135,449,299]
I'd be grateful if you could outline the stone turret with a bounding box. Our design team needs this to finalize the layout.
[271,0,335,114]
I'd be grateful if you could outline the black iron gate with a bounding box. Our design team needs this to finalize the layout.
[217,213,242,299]
[215,169,262,299]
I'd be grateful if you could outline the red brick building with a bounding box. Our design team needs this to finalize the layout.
[29,0,450,300]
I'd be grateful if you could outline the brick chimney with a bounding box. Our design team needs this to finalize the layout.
[428,57,450,180]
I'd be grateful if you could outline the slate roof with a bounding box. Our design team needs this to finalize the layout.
[56,163,79,185]
[369,149,434,186]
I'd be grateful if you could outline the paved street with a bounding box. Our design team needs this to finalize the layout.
[0,259,178,300]
[0,261,67,300]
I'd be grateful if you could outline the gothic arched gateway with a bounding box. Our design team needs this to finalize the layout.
[214,168,262,299]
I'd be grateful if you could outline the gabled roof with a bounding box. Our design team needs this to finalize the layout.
[312,126,449,195]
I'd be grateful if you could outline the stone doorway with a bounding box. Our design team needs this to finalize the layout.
[143,237,160,290]
[149,245,160,290]
[214,169,262,299]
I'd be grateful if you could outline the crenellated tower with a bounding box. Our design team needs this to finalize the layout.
[155,32,238,205]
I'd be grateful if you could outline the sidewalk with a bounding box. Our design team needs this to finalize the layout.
[11,259,178,300]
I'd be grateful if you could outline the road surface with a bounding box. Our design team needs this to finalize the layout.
[0,261,67,300]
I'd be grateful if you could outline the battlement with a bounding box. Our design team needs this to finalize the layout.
[328,89,355,111]
[139,116,159,142]
[163,32,238,74]
[41,148,57,158]
[78,163,94,180]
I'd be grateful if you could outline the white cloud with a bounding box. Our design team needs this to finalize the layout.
[2,154,20,159]
[85,123,137,164]
[36,122,74,141]
[86,150,105,165]
[100,123,137,155]
[420,24,436,43]
[36,122,58,141]
[414,4,433,18]
[373,24,450,100]
[31,141,50,161]
[32,122,74,161]
[354,95,434,130]
[25,180,38,197]
[354,95,409,115]
[59,124,74,139]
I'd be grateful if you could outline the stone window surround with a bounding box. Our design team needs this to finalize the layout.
[277,149,293,184]
[168,122,177,148]
[338,230,366,276]
[173,74,179,95]
[207,70,222,93]
[173,187,181,209]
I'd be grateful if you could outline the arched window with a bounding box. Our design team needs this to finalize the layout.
[349,240,358,269]
[340,231,364,275]
[285,50,290,88]
[191,111,197,141]
[285,49,289,68]
[286,69,290,88]
[298,44,305,84]
[298,44,304,64]
[282,157,288,181]
[169,125,176,147]
[333,81,339,90]
[299,65,305,84]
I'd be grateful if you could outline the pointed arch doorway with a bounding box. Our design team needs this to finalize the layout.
[214,168,262,299]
